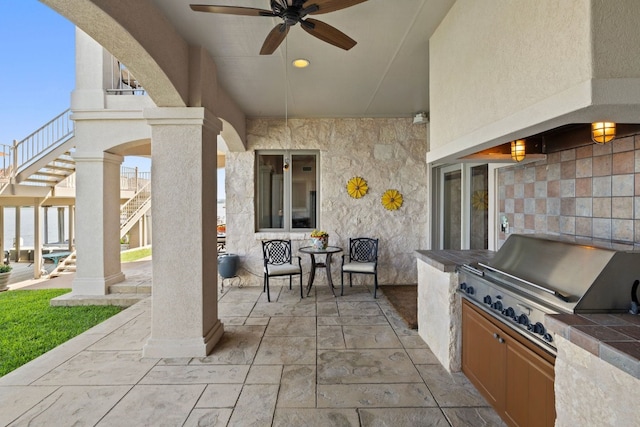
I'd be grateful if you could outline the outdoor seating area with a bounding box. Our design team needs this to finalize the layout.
[0,275,504,426]
[262,237,380,302]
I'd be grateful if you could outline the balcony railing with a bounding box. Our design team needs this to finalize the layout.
[107,57,146,96]
[120,166,151,192]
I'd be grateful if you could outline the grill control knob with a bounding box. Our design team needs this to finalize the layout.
[493,301,503,311]
[483,295,492,305]
[532,322,545,335]
[543,333,553,342]
[466,286,475,295]
[460,282,467,291]
[503,307,515,318]
[518,314,529,326]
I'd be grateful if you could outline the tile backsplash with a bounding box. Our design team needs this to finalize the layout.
[497,135,640,249]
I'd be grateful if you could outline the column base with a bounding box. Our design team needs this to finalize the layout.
[72,271,126,295]
[142,320,224,358]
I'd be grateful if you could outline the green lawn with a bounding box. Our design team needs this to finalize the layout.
[121,246,152,263]
[0,289,122,377]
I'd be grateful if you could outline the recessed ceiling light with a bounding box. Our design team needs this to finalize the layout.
[292,58,310,68]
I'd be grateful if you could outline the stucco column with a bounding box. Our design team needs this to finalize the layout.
[68,205,75,251]
[143,107,223,358]
[33,199,42,279]
[72,152,125,295]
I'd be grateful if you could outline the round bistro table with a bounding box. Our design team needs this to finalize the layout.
[299,246,343,297]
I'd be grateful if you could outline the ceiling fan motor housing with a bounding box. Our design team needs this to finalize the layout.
[283,9,300,26]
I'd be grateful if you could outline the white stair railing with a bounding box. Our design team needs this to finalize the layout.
[0,144,13,183]
[120,181,151,238]
[14,109,74,173]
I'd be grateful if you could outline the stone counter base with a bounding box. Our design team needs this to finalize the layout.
[554,335,639,426]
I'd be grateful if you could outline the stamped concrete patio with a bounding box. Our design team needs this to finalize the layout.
[0,275,505,426]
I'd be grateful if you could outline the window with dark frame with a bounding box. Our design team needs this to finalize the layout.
[256,151,318,232]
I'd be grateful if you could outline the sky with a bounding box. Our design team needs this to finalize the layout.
[0,1,225,197]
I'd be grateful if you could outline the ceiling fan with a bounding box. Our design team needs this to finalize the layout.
[190,0,368,54]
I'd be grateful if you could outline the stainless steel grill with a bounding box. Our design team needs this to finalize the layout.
[458,234,640,355]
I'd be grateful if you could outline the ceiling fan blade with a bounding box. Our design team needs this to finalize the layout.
[301,18,356,50]
[260,24,290,55]
[303,0,368,15]
[190,5,276,17]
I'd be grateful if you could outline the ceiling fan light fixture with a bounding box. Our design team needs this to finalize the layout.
[292,58,310,68]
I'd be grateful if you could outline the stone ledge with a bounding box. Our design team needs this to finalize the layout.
[109,283,152,294]
[50,293,148,307]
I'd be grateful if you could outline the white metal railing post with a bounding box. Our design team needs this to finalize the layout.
[11,140,18,182]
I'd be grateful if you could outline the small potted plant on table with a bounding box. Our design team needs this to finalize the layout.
[310,230,329,250]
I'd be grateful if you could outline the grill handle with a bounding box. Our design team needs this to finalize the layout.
[460,263,484,276]
[478,262,572,303]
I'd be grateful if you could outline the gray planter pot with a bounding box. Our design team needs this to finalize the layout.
[0,271,11,291]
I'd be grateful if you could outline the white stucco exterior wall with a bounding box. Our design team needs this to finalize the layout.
[591,0,640,79]
[430,0,591,153]
[429,0,591,148]
[428,0,640,163]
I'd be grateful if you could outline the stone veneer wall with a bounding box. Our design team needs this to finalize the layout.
[225,118,428,288]
[497,134,640,249]
[554,335,639,426]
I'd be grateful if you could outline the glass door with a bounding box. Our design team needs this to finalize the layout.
[441,165,462,250]
[469,165,489,249]
[435,164,489,250]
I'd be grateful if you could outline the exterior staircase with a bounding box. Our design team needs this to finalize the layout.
[6,109,153,303]
[120,181,151,238]
[1,109,76,196]
[48,182,152,281]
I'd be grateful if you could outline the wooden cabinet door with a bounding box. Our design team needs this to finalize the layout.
[462,301,506,412]
[504,335,555,427]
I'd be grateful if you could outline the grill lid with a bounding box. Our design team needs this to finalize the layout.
[482,234,640,313]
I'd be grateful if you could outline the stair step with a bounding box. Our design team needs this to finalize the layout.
[24,177,62,184]
[50,158,76,165]
[109,283,152,294]
[43,165,74,173]
[34,171,70,178]
[50,293,147,307]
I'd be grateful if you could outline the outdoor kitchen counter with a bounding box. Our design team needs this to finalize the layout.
[546,313,640,379]
[545,313,640,425]
[415,249,494,372]
[415,249,494,272]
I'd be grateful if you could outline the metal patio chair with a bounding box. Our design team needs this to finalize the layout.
[341,237,379,298]
[262,239,303,302]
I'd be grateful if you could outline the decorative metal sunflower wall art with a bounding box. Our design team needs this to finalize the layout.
[346,176,368,199]
[471,190,489,211]
[381,189,403,211]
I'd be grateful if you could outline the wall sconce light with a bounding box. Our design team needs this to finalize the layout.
[511,139,526,162]
[591,122,616,144]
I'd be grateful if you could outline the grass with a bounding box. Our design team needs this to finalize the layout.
[121,246,152,263]
[0,289,123,377]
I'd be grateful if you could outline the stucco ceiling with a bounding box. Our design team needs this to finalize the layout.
[150,0,455,119]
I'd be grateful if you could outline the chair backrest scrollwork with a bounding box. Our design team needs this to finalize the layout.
[349,238,378,263]
[262,239,293,265]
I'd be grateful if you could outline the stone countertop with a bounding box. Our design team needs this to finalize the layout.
[415,249,495,273]
[546,313,640,379]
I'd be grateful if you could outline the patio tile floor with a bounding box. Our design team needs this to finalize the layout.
[0,279,506,426]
